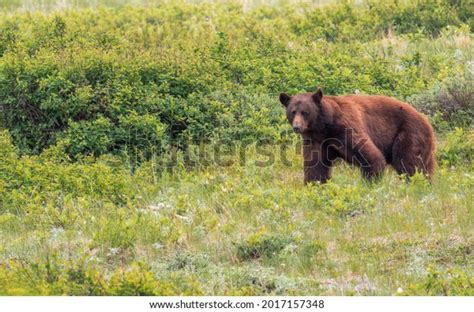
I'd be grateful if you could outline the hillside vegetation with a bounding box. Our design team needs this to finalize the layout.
[0,0,473,295]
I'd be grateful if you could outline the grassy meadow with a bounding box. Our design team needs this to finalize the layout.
[0,0,473,295]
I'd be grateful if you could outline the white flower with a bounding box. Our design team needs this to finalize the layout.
[50,227,64,237]
[152,243,164,250]
[148,202,173,215]
[395,64,405,71]
[49,227,64,243]
[176,214,193,224]
[109,247,120,255]
[467,60,474,74]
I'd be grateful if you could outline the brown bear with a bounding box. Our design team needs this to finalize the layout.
[279,88,436,184]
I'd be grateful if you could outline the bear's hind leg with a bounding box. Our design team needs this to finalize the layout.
[391,131,432,179]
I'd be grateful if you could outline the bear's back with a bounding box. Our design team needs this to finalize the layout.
[330,94,427,126]
[326,94,434,161]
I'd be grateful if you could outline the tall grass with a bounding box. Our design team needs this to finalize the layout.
[0,129,473,295]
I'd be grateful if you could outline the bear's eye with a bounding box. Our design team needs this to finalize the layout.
[301,111,308,117]
[291,111,296,116]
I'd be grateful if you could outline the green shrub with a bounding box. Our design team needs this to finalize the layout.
[0,129,154,219]
[317,181,376,218]
[236,232,292,261]
[408,69,474,130]
[403,267,474,295]
[62,112,168,158]
[0,259,108,295]
[436,128,473,166]
[0,260,202,295]
[0,1,472,159]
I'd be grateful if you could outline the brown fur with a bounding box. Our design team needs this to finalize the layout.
[279,89,436,184]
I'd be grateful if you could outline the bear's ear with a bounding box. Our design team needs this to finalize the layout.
[279,93,291,107]
[312,88,323,103]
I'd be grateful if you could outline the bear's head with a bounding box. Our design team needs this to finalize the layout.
[279,88,324,134]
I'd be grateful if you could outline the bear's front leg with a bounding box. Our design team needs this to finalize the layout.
[360,153,386,180]
[353,137,386,180]
[342,130,386,180]
[303,138,333,184]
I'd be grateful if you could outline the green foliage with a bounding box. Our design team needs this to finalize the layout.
[236,231,292,261]
[0,128,473,295]
[0,259,109,295]
[316,181,377,218]
[62,113,168,158]
[408,68,474,130]
[404,267,474,296]
[436,128,474,166]
[0,260,202,295]
[0,0,472,159]
[107,263,203,295]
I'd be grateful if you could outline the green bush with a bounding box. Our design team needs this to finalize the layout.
[62,112,168,158]
[436,128,473,166]
[408,69,474,130]
[0,1,472,160]
[0,129,153,219]
[0,260,202,295]
[404,267,474,296]
[236,232,292,261]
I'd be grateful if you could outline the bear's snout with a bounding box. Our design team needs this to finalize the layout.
[293,125,302,133]
[292,115,305,133]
